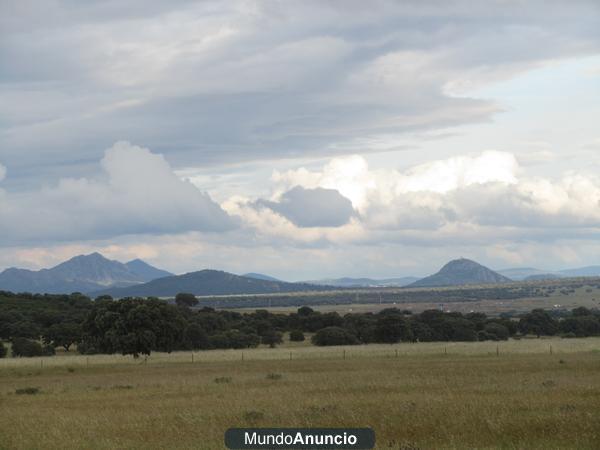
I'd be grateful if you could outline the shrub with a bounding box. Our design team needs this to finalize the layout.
[183,323,209,350]
[312,327,359,346]
[266,373,282,380]
[289,330,305,342]
[214,377,232,384]
[175,292,199,308]
[11,338,44,357]
[15,387,40,395]
[76,342,99,355]
[261,330,283,348]
[0,341,7,358]
[483,323,510,341]
[43,344,55,356]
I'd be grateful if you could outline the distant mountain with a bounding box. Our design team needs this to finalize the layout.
[242,272,282,282]
[0,253,172,294]
[499,265,600,280]
[524,273,562,281]
[497,267,554,281]
[93,270,330,298]
[409,258,512,288]
[306,277,419,288]
[126,259,173,281]
[558,266,600,277]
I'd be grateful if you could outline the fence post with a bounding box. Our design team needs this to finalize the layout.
[242,352,244,362]
[343,350,346,360]
[496,345,499,357]
[192,352,194,363]
[444,347,447,355]
[289,351,292,361]
[550,345,553,355]
[395,349,399,358]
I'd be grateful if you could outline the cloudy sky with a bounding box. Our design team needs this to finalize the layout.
[1,0,600,279]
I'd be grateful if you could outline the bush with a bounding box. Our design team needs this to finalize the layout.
[15,387,40,395]
[261,330,283,348]
[0,341,7,358]
[311,327,359,346]
[11,338,44,357]
[76,341,99,355]
[483,323,510,341]
[209,330,260,349]
[289,330,305,342]
[183,323,209,350]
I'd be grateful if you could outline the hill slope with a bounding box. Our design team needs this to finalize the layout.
[0,253,171,294]
[242,272,282,282]
[92,270,329,297]
[126,259,173,281]
[305,277,419,288]
[409,258,512,288]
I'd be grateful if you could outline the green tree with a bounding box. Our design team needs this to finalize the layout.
[289,330,305,342]
[518,309,559,337]
[375,314,413,343]
[261,330,283,348]
[81,298,186,357]
[42,322,82,351]
[183,323,209,350]
[483,323,509,340]
[0,341,7,358]
[11,337,53,357]
[312,327,359,346]
[175,293,199,308]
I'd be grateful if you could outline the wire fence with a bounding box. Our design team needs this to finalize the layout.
[1,337,599,370]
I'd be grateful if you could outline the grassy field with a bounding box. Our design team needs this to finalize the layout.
[1,338,600,449]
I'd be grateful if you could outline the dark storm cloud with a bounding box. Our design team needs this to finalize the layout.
[257,186,356,228]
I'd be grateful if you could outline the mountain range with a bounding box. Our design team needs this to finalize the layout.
[93,270,329,297]
[497,266,600,281]
[408,258,511,288]
[3,252,600,297]
[0,253,172,294]
[303,277,420,288]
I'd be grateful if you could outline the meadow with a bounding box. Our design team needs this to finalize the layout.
[1,337,600,449]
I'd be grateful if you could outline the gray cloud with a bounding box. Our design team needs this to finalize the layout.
[257,186,356,227]
[2,1,600,189]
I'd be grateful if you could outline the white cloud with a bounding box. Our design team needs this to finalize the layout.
[229,150,600,248]
[0,141,235,245]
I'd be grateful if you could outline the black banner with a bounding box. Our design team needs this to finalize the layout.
[225,428,375,449]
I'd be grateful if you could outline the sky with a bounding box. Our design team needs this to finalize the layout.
[1,0,600,280]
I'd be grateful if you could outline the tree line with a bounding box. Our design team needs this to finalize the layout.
[1,290,599,358]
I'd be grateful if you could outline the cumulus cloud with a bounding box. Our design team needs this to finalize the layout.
[0,141,235,245]
[256,186,356,228]
[228,150,600,247]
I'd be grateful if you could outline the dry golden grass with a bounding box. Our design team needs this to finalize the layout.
[1,338,600,449]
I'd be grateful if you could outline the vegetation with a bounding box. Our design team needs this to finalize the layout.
[289,329,305,341]
[0,339,599,449]
[2,290,600,358]
[174,292,199,308]
[11,337,55,357]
